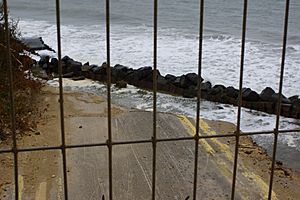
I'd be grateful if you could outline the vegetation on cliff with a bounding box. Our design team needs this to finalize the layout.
[0,3,41,140]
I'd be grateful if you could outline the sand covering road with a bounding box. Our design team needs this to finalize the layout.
[0,86,299,199]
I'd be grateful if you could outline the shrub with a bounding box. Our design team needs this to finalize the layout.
[0,3,42,140]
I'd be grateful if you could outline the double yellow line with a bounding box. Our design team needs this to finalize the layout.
[177,115,277,200]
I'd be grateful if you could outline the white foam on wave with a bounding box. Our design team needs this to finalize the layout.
[19,19,300,97]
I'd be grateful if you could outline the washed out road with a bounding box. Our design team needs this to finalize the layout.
[2,87,296,200]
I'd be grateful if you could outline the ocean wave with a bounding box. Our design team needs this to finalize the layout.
[19,19,300,98]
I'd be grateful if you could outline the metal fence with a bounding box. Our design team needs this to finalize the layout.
[1,0,300,199]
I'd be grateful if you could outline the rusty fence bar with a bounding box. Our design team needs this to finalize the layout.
[105,0,113,199]
[152,0,158,199]
[192,0,204,199]
[268,0,290,199]
[55,0,69,199]
[1,128,300,154]
[231,0,248,199]
[0,0,298,199]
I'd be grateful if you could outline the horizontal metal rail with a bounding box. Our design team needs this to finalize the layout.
[1,128,299,154]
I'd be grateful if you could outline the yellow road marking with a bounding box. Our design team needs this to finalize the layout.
[243,172,277,200]
[177,115,238,197]
[57,178,63,200]
[18,175,24,200]
[35,182,47,200]
[199,119,234,161]
[177,115,277,200]
[199,119,277,200]
[177,115,215,155]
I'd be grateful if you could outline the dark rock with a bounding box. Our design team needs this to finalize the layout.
[183,86,197,98]
[126,67,153,83]
[72,76,85,81]
[178,73,203,89]
[62,55,71,62]
[115,80,127,88]
[157,74,168,86]
[226,86,239,99]
[90,65,100,73]
[81,64,92,72]
[172,76,181,87]
[112,64,132,80]
[49,58,58,73]
[289,95,299,101]
[185,73,202,86]
[22,37,55,52]
[260,87,276,102]
[209,85,226,95]
[38,55,50,68]
[165,74,176,82]
[62,56,82,75]
[63,72,74,78]
[271,93,291,104]
[81,62,93,72]
[101,62,108,68]
[290,96,300,107]
[92,66,106,75]
[289,96,300,107]
[201,82,212,91]
[242,88,260,102]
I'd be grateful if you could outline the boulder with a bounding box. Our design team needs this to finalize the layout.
[209,85,226,95]
[115,80,127,88]
[289,95,300,107]
[22,37,55,52]
[81,63,93,72]
[92,65,106,75]
[112,64,132,80]
[201,82,212,91]
[271,93,291,104]
[179,75,190,88]
[242,88,260,102]
[49,58,58,73]
[226,86,239,99]
[183,86,197,98]
[62,56,82,75]
[260,87,276,102]
[172,76,181,87]
[63,72,75,78]
[292,99,300,107]
[185,73,202,86]
[90,65,100,72]
[38,55,50,68]
[126,67,153,83]
[72,76,85,81]
[165,74,176,82]
[178,73,203,89]
[157,74,168,86]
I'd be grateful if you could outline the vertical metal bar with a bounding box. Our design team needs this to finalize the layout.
[55,0,69,199]
[231,0,248,199]
[192,0,204,199]
[152,0,158,199]
[3,1,19,199]
[105,0,113,199]
[268,0,290,199]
